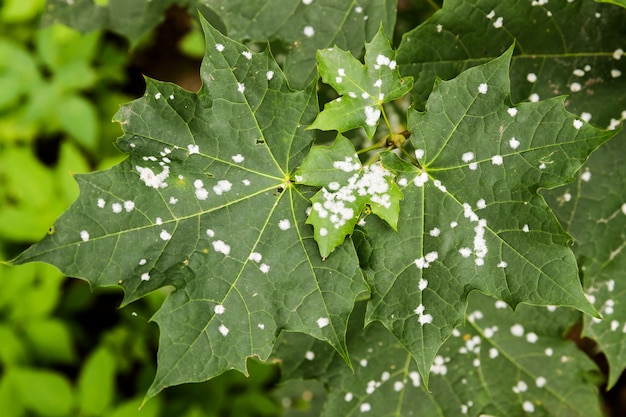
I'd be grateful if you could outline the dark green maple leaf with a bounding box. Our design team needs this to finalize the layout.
[11,18,368,398]
[356,46,615,388]
[294,135,402,258]
[309,28,413,139]
[274,294,603,417]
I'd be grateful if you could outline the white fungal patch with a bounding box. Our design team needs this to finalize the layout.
[486,9,495,19]
[415,149,424,159]
[249,252,262,262]
[364,106,381,126]
[242,179,251,186]
[136,165,170,189]
[333,155,361,172]
[160,230,172,241]
[241,51,252,60]
[512,380,528,393]
[237,82,245,93]
[393,381,404,391]
[497,261,508,268]
[335,76,343,83]
[266,71,274,80]
[169,197,178,204]
[259,263,270,273]
[213,180,232,195]
[206,229,215,238]
[155,92,161,100]
[195,188,208,200]
[613,48,624,60]
[419,278,428,291]
[344,392,353,402]
[459,247,472,258]
[507,107,518,117]
[112,202,123,213]
[141,272,150,281]
[450,221,458,228]
[478,83,488,94]
[527,73,537,83]
[522,224,530,233]
[97,198,106,208]
[232,154,245,163]
[510,324,524,337]
[156,217,163,225]
[305,351,315,360]
[529,93,540,102]
[360,359,368,367]
[621,203,626,215]
[409,371,420,387]
[303,26,315,37]
[316,317,329,328]
[526,332,538,343]
[373,79,382,88]
[360,403,371,413]
[124,200,135,212]
[469,162,478,170]
[433,179,447,193]
[215,43,225,51]
[319,227,328,236]
[414,251,438,269]
[188,144,200,154]
[462,152,475,163]
[536,376,547,387]
[80,230,90,242]
[581,112,592,122]
[214,304,225,315]
[429,228,440,237]
[218,324,229,336]
[573,119,583,129]
[522,401,535,413]
[491,155,503,165]
[509,137,520,149]
[430,356,448,375]
[489,348,499,359]
[258,323,265,329]
[492,16,503,28]
[414,172,428,187]
[302,0,313,4]
[436,24,443,32]
[139,259,147,265]
[169,94,174,100]
[278,219,291,230]
[476,198,486,209]
[570,82,582,92]
[212,240,231,255]
[611,69,622,78]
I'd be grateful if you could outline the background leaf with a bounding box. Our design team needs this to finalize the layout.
[12,17,368,399]
[274,293,603,417]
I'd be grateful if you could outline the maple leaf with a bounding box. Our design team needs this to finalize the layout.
[356,46,615,388]
[294,135,402,258]
[11,17,368,398]
[309,28,413,139]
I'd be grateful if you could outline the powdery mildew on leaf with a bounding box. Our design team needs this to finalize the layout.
[356,46,615,388]
[12,17,368,398]
[309,28,413,138]
[274,294,603,416]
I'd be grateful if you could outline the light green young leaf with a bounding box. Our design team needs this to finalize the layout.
[11,17,367,399]
[294,135,402,258]
[356,46,614,388]
[274,294,602,417]
[309,28,413,139]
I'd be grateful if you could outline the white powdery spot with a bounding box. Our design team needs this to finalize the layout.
[215,43,225,51]
[317,317,329,328]
[360,359,368,367]
[611,69,622,78]
[573,119,583,129]
[570,82,582,92]
[303,26,315,37]
[139,258,147,265]
[373,79,382,88]
[218,324,229,336]
[536,376,547,388]
[302,0,313,4]
[266,70,274,80]
[510,323,525,337]
[333,155,361,172]
[415,149,425,159]
[459,247,472,258]
[507,107,518,117]
[213,240,231,255]
[259,263,270,273]
[335,76,343,83]
[249,252,262,263]
[581,112,592,122]
[436,24,443,32]
[344,392,353,402]
[414,251,438,269]
[364,106,381,126]
[450,221,458,228]
[278,219,291,230]
[429,228,440,237]
[613,48,624,60]
[360,403,371,413]
[124,200,135,212]
[237,82,246,93]
[156,217,163,225]
[258,323,265,329]
[155,92,161,100]
[394,381,404,392]
[169,196,178,205]
[214,304,225,315]
[522,224,530,233]
[492,155,503,165]
[328,181,341,191]
[195,188,209,200]
[414,172,428,187]
[160,230,172,241]
[319,227,328,236]
[430,356,448,375]
[522,401,535,413]
[509,137,520,149]
[527,73,538,82]
[232,154,245,163]
[486,9,495,19]
[97,198,106,208]
[188,144,200,154]
[476,198,487,209]
[478,83,488,94]
[489,348,499,359]
[497,261,508,268]
[241,51,252,60]
[462,151,475,162]
[136,165,170,189]
[433,179,447,193]
[512,380,528,393]
[529,93,540,102]
[409,371,420,387]
[80,230,90,242]
[141,272,150,281]
[469,162,478,170]
[419,278,428,291]
[526,332,538,343]
[206,228,215,238]
[493,16,503,28]
[305,351,315,360]
[213,180,232,195]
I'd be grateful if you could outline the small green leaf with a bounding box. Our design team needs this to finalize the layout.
[309,28,413,139]
[77,347,117,415]
[295,135,401,258]
[11,369,74,417]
